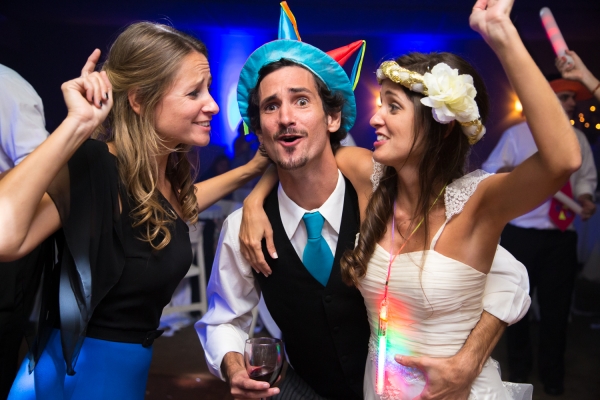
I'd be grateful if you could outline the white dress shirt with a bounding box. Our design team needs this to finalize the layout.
[196,170,530,381]
[0,64,48,172]
[482,121,597,230]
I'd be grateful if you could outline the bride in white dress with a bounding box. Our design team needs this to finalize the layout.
[355,171,533,400]
[334,0,580,398]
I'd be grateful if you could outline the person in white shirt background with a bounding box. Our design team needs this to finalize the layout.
[482,54,598,396]
[0,63,50,399]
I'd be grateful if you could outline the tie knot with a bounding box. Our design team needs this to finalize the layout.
[303,212,325,239]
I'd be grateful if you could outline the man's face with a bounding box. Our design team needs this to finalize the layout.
[255,66,340,170]
[556,90,577,118]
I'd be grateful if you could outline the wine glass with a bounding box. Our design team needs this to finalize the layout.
[244,337,283,399]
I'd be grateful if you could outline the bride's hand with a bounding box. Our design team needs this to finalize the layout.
[469,0,517,50]
[61,49,113,137]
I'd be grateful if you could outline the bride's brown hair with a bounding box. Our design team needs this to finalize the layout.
[341,52,489,286]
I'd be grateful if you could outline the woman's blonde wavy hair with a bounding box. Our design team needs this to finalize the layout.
[93,22,205,250]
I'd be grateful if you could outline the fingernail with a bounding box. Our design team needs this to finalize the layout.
[105,92,109,100]
[271,252,278,259]
[263,273,268,278]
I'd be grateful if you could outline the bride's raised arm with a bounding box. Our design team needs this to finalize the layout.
[469,0,581,229]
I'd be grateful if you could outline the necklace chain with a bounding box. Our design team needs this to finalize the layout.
[383,186,446,298]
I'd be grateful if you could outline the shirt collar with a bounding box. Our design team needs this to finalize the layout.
[278,170,346,239]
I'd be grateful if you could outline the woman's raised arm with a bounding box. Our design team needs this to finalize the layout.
[0,50,112,261]
[469,0,581,227]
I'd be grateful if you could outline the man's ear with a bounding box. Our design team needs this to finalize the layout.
[128,89,142,115]
[327,111,342,133]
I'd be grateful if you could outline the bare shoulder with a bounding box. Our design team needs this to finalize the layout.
[335,146,373,193]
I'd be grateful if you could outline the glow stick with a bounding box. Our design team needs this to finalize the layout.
[553,191,582,215]
[376,299,388,395]
[540,7,574,68]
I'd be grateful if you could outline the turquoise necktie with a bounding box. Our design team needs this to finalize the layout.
[302,212,334,286]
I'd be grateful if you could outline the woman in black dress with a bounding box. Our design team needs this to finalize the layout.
[0,22,268,399]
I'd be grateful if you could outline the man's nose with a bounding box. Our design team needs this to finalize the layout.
[279,102,295,126]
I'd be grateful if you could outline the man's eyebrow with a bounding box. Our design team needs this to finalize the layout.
[259,87,313,107]
[260,93,279,107]
[289,87,311,94]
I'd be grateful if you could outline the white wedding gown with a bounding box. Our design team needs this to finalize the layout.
[360,171,533,400]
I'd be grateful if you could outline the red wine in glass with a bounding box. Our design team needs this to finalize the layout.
[248,366,282,385]
[245,337,284,399]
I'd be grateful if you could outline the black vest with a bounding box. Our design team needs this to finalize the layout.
[254,177,369,400]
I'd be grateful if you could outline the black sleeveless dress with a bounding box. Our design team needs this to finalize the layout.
[29,139,193,373]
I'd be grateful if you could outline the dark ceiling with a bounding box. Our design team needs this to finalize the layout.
[2,0,599,41]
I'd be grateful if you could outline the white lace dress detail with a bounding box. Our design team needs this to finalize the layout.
[444,169,491,220]
[371,159,385,192]
[360,170,532,400]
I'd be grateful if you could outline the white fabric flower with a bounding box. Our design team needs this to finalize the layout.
[420,63,479,124]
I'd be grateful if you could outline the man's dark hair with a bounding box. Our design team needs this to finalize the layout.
[247,58,348,152]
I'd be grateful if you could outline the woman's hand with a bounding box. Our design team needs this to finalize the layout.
[62,49,112,138]
[556,50,588,82]
[239,198,277,276]
[469,0,516,50]
[248,147,272,175]
[556,50,600,98]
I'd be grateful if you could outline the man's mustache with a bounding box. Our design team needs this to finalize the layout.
[274,127,308,140]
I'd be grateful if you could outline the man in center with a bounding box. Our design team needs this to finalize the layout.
[197,38,530,400]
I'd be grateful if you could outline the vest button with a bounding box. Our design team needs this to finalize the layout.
[341,356,349,363]
[325,295,332,303]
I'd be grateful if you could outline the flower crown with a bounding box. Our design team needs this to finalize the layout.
[376,61,486,144]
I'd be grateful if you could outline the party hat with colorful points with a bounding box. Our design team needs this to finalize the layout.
[238,1,366,133]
